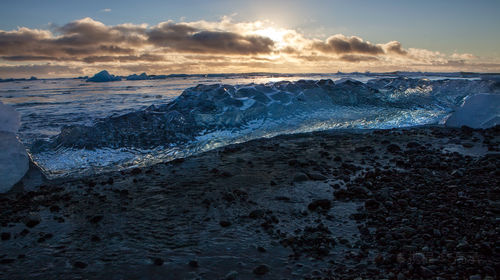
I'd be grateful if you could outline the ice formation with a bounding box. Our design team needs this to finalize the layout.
[126,72,149,80]
[0,102,29,193]
[445,93,500,128]
[86,70,121,82]
[29,77,498,178]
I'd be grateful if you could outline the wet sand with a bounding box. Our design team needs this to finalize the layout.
[0,125,499,279]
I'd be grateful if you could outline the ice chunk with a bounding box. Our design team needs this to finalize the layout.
[445,93,500,128]
[86,70,121,82]
[126,72,149,80]
[0,102,28,193]
[0,101,21,133]
[0,132,29,192]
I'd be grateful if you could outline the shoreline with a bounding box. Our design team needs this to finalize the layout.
[1,125,499,279]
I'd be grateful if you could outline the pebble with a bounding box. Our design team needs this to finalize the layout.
[293,173,309,182]
[219,221,231,227]
[1,232,10,241]
[153,258,164,266]
[188,260,198,268]
[253,264,270,275]
[73,261,87,269]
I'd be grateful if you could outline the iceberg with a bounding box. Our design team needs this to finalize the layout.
[445,93,500,128]
[126,72,149,80]
[0,102,29,193]
[29,77,498,178]
[86,70,121,82]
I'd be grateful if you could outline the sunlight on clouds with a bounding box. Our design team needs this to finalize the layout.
[0,16,498,78]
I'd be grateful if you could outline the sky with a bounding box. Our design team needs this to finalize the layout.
[1,0,499,78]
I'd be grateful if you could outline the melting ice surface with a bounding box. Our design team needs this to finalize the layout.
[0,73,498,178]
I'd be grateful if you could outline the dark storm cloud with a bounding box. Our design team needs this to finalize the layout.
[0,64,83,77]
[339,54,379,62]
[147,22,274,54]
[313,35,385,55]
[82,54,164,63]
[0,18,274,63]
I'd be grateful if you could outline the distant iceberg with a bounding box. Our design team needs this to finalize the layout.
[86,70,121,82]
[126,72,149,80]
[0,102,29,193]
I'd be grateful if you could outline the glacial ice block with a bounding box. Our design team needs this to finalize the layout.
[0,101,21,133]
[86,70,121,82]
[0,102,28,193]
[445,93,500,129]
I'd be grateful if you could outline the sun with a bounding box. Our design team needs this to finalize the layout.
[253,27,288,48]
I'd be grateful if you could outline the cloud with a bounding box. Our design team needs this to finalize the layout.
[100,8,111,13]
[147,22,274,54]
[339,54,379,62]
[312,35,385,55]
[0,17,493,78]
[383,41,407,55]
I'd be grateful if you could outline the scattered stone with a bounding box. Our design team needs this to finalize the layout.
[219,221,231,227]
[0,258,15,264]
[224,270,238,280]
[253,264,269,275]
[364,199,380,211]
[153,258,164,266]
[24,214,40,228]
[307,172,327,181]
[307,199,332,211]
[249,210,265,219]
[73,261,87,269]
[462,142,474,148]
[1,232,10,241]
[90,235,101,242]
[387,144,401,153]
[89,215,103,224]
[293,172,309,182]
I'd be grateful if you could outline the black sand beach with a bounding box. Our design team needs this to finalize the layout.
[1,125,499,279]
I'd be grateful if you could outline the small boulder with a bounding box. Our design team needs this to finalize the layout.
[308,199,332,211]
[253,264,269,275]
[293,172,309,182]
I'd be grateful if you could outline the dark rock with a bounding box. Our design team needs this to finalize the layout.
[462,142,474,148]
[188,260,199,268]
[364,199,381,211]
[257,246,266,252]
[89,215,103,224]
[153,258,164,266]
[307,172,327,181]
[73,261,87,269]
[0,258,15,264]
[24,215,40,228]
[387,144,401,153]
[1,232,10,241]
[293,172,309,182]
[308,199,332,211]
[249,210,265,219]
[130,167,142,175]
[253,264,270,275]
[219,221,231,227]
